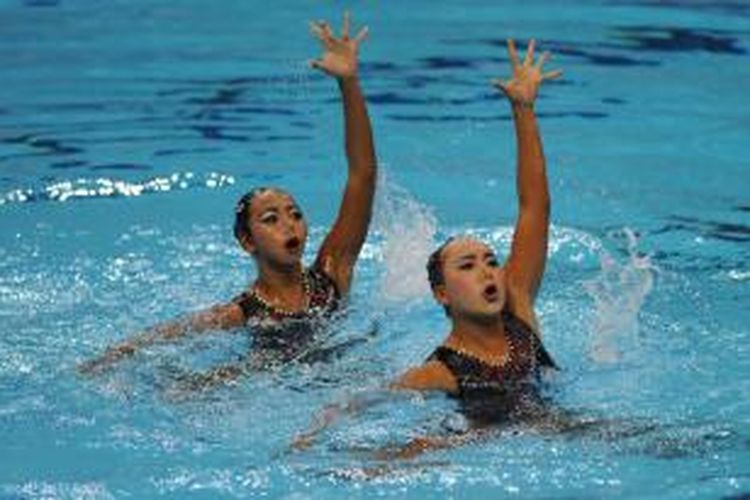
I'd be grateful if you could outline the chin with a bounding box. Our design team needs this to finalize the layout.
[463,307,503,323]
[264,253,302,270]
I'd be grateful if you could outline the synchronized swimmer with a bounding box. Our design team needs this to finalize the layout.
[80,13,572,458]
[79,13,377,382]
[393,38,560,399]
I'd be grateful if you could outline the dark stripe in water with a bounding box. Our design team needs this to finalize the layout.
[403,75,480,90]
[262,135,311,142]
[419,57,478,69]
[722,492,750,500]
[361,61,402,73]
[602,97,627,105]
[154,147,222,158]
[36,140,81,155]
[24,0,59,6]
[89,163,152,172]
[331,92,494,106]
[184,88,246,106]
[190,126,249,142]
[387,111,608,122]
[232,107,298,116]
[610,0,750,18]
[542,42,661,67]
[50,161,88,169]
[657,216,750,243]
[613,26,747,55]
[0,135,83,156]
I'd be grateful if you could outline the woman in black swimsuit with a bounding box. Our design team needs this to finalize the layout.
[393,38,560,402]
[79,13,376,378]
[351,38,562,459]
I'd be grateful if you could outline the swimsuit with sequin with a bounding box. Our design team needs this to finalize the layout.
[427,309,558,424]
[231,265,342,362]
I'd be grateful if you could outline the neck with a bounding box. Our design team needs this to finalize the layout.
[255,260,304,291]
[252,260,308,313]
[446,313,508,355]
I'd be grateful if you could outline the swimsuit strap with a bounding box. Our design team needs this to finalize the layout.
[305,265,341,311]
[501,309,558,369]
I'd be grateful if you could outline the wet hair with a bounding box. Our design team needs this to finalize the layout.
[233,187,273,243]
[426,237,455,316]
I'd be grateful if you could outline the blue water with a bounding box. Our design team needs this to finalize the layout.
[1,0,749,497]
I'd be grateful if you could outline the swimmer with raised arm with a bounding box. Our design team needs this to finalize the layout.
[294,39,562,455]
[394,38,560,397]
[79,13,377,379]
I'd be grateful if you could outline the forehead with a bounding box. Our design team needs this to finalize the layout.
[442,237,494,261]
[249,190,298,213]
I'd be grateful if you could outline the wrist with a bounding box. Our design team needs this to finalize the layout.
[337,74,360,87]
[511,100,535,111]
[511,100,536,120]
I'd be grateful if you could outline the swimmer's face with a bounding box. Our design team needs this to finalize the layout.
[240,189,308,269]
[433,238,506,320]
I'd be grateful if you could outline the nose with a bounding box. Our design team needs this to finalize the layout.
[285,214,305,239]
[282,213,297,232]
[480,263,494,279]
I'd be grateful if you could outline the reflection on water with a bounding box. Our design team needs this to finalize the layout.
[0,171,234,205]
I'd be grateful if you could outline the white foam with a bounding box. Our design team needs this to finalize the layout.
[372,171,437,303]
[583,228,657,363]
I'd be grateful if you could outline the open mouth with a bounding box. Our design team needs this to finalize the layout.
[285,236,301,252]
[482,283,499,302]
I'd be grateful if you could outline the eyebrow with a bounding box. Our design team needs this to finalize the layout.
[257,207,279,216]
[257,204,300,215]
[452,251,496,262]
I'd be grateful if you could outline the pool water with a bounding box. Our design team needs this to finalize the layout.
[1,0,749,498]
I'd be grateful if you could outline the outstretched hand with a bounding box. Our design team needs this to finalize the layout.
[493,39,562,106]
[309,11,368,80]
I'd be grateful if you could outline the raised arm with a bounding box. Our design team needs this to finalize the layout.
[493,39,561,306]
[77,302,245,376]
[309,13,377,296]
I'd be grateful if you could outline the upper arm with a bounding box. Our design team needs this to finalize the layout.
[391,361,458,394]
[504,106,551,303]
[315,168,376,295]
[186,302,246,334]
[315,79,377,296]
[505,202,550,304]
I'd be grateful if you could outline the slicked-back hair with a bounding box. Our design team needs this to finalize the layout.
[426,237,455,316]
[233,187,272,243]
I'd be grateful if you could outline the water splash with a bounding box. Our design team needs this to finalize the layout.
[372,171,437,303]
[583,228,657,363]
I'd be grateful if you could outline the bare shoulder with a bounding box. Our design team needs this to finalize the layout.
[190,301,246,331]
[392,360,458,394]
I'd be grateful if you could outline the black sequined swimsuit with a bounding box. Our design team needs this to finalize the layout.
[428,310,558,424]
[232,265,341,362]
